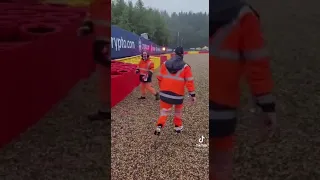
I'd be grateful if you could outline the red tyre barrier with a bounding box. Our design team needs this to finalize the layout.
[43,4,87,16]
[0,19,93,148]
[199,51,209,54]
[19,23,62,41]
[111,70,121,75]
[111,71,140,107]
[27,4,86,16]
[0,21,19,41]
[117,70,130,74]
[0,15,20,22]
[31,15,72,26]
[119,64,135,68]
[17,18,36,25]
[45,12,81,21]
[0,42,30,51]
[6,10,43,19]
[0,40,34,148]
[0,2,23,9]
[6,9,36,15]
[111,74,126,107]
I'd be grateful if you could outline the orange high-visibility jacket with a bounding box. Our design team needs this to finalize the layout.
[158,62,195,105]
[137,59,154,75]
[209,5,275,138]
[137,59,154,82]
[87,0,110,41]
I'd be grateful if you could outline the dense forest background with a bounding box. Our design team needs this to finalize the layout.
[112,0,208,48]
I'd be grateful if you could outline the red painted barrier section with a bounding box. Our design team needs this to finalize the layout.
[111,62,139,107]
[198,50,209,54]
[0,2,90,148]
[160,55,167,64]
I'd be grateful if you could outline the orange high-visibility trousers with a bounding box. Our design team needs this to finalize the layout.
[140,82,156,96]
[96,64,110,106]
[156,100,183,127]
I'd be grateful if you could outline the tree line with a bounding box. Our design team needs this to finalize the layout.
[111,0,208,48]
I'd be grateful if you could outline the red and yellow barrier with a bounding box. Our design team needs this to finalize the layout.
[0,2,89,148]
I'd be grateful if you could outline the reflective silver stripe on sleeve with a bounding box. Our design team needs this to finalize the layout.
[256,94,274,104]
[174,109,182,118]
[209,110,237,120]
[159,92,184,99]
[185,77,194,81]
[92,19,110,27]
[160,75,184,81]
[242,48,269,60]
[210,50,240,60]
[160,68,185,81]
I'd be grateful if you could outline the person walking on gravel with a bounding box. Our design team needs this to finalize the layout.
[154,46,196,135]
[135,51,160,100]
[77,0,111,121]
[209,0,277,179]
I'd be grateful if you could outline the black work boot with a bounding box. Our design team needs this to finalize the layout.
[88,111,110,121]
[174,125,183,134]
[138,96,146,100]
[154,125,162,135]
[155,92,160,100]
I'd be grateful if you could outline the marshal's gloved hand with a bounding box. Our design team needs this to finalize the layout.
[254,101,278,142]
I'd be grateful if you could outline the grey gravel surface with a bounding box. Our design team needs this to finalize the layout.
[0,73,110,180]
[111,54,209,180]
[234,0,320,179]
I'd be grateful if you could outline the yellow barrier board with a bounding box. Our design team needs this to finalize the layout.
[164,54,171,60]
[116,55,161,69]
[150,56,160,69]
[187,51,199,54]
[115,51,206,69]
[117,55,140,65]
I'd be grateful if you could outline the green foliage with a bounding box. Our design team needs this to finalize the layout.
[112,0,208,48]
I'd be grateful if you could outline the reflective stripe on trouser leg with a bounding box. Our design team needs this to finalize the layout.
[157,108,171,126]
[209,102,237,138]
[173,104,183,127]
[157,101,173,127]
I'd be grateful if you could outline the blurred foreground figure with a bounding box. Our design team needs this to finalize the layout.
[155,47,196,135]
[209,0,277,179]
[78,0,111,121]
[135,51,160,100]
